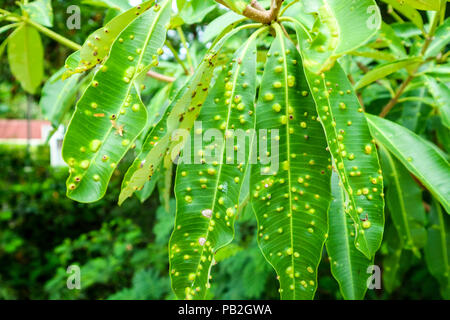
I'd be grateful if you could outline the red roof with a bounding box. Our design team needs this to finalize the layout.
[0,119,51,140]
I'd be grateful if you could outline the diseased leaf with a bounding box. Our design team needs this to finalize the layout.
[63,1,154,78]
[251,24,332,299]
[62,1,171,202]
[295,24,385,259]
[169,29,262,299]
[424,199,450,299]
[355,57,422,90]
[326,173,373,300]
[40,68,81,127]
[366,114,450,213]
[118,22,257,205]
[7,23,44,94]
[379,144,427,256]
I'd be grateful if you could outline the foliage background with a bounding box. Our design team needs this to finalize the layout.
[0,0,448,299]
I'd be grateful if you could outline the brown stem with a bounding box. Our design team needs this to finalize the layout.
[220,0,284,24]
[379,12,440,118]
[250,0,265,11]
[379,75,413,118]
[146,70,175,83]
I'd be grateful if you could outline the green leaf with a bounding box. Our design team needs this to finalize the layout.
[40,68,81,127]
[379,144,427,256]
[379,23,407,58]
[62,1,171,203]
[366,114,450,213]
[0,23,19,36]
[402,0,440,11]
[424,199,450,299]
[348,49,397,62]
[380,0,423,30]
[169,29,263,299]
[82,0,132,11]
[23,0,53,27]
[425,17,450,58]
[297,46,385,258]
[63,1,154,78]
[382,225,414,293]
[118,22,257,205]
[326,173,373,300]
[424,63,450,82]
[178,0,216,24]
[202,11,244,43]
[250,24,332,299]
[7,23,44,94]
[355,57,422,90]
[0,38,8,60]
[135,168,160,203]
[285,0,381,73]
[424,76,450,128]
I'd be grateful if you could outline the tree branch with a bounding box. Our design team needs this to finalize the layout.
[379,11,440,118]
[217,0,284,24]
[146,70,175,83]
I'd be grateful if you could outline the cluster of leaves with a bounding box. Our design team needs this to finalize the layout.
[1,0,449,300]
[0,144,443,300]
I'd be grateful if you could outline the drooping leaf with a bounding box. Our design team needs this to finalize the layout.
[251,24,332,300]
[425,17,450,59]
[424,62,450,82]
[326,173,373,300]
[366,114,450,213]
[40,68,81,127]
[178,0,216,24]
[380,0,423,30]
[118,22,259,205]
[401,0,440,11]
[348,49,397,62]
[382,225,414,293]
[82,0,132,11]
[355,57,422,90]
[379,23,407,58]
[63,1,154,78]
[22,0,53,27]
[285,0,381,73]
[7,23,44,94]
[424,76,450,128]
[62,1,171,202]
[296,26,385,259]
[0,23,19,36]
[379,144,427,256]
[202,11,244,43]
[169,29,262,299]
[424,199,450,299]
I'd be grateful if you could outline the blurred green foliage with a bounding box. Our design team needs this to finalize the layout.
[0,145,441,300]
